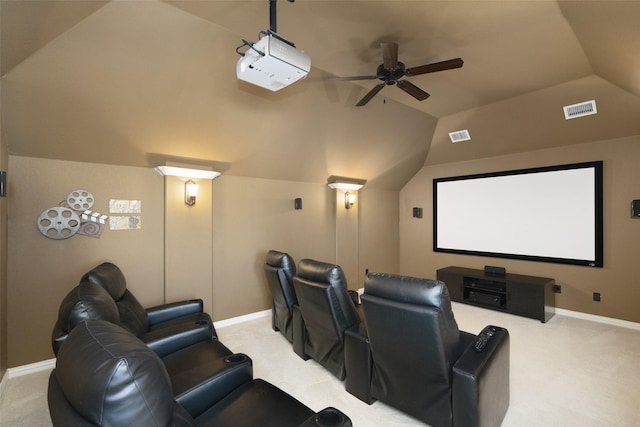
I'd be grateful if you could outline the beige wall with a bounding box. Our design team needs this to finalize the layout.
[359,188,400,283]
[7,156,165,366]
[5,158,400,367]
[210,176,337,320]
[165,175,214,314]
[400,136,640,323]
[0,17,7,374]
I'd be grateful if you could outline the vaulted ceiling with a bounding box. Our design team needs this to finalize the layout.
[2,1,640,189]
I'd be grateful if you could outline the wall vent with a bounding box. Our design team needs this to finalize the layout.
[563,100,597,120]
[449,129,471,143]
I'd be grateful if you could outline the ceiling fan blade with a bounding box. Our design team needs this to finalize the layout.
[356,83,386,107]
[405,58,464,76]
[381,42,399,70]
[328,75,379,82]
[396,80,430,101]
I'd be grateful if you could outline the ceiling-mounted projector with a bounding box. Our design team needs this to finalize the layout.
[236,34,310,92]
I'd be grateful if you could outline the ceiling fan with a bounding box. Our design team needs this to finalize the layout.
[331,42,463,107]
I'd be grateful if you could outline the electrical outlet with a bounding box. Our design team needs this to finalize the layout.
[553,285,562,293]
[593,292,601,302]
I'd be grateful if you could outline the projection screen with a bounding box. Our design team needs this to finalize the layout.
[433,161,603,267]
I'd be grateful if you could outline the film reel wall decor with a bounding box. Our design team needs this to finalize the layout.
[37,206,81,239]
[37,190,108,240]
[67,190,94,211]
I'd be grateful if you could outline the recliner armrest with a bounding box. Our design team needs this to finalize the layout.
[452,325,510,427]
[174,353,254,418]
[299,407,353,426]
[146,299,204,325]
[143,322,213,358]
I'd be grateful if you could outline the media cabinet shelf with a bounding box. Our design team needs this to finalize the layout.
[436,266,555,323]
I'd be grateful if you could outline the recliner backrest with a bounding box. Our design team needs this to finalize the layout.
[293,259,360,379]
[51,281,120,354]
[81,262,150,336]
[264,250,298,341]
[362,272,461,426]
[49,320,196,427]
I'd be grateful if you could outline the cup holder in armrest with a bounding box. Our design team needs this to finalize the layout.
[301,407,351,427]
[225,353,249,364]
[195,320,209,326]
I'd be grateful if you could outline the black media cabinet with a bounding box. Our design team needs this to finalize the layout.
[436,266,555,323]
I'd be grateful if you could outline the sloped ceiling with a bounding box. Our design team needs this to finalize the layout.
[2,1,639,190]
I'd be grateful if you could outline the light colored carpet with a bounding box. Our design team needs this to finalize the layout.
[2,302,640,426]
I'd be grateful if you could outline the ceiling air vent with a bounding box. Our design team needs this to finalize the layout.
[563,100,597,120]
[449,130,471,143]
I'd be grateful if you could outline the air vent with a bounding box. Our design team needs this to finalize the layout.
[563,100,597,120]
[449,130,471,143]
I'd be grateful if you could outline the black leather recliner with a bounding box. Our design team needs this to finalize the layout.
[50,281,249,417]
[263,250,298,343]
[354,272,510,427]
[52,280,214,357]
[48,320,353,427]
[81,262,217,340]
[292,259,362,380]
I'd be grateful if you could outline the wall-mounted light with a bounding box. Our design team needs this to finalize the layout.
[345,192,356,209]
[185,180,198,206]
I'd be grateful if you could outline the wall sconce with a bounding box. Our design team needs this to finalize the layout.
[185,180,198,206]
[345,192,356,209]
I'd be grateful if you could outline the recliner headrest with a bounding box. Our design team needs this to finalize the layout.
[265,250,296,283]
[365,272,451,311]
[297,259,347,290]
[81,262,127,301]
[55,320,175,426]
[57,281,119,333]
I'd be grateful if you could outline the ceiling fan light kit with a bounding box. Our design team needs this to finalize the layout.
[333,42,463,107]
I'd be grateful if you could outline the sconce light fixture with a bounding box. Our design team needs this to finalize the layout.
[185,180,198,206]
[345,192,356,209]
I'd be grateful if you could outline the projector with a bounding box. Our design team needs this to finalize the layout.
[236,34,310,92]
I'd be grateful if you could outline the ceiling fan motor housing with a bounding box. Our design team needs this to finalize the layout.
[377,62,406,84]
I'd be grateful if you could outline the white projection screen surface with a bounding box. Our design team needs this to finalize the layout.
[433,161,603,267]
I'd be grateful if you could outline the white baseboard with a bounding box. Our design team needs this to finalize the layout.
[555,308,640,331]
[0,357,56,400]
[214,309,271,329]
[6,358,56,379]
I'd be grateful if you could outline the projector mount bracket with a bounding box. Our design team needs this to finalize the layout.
[236,0,297,57]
